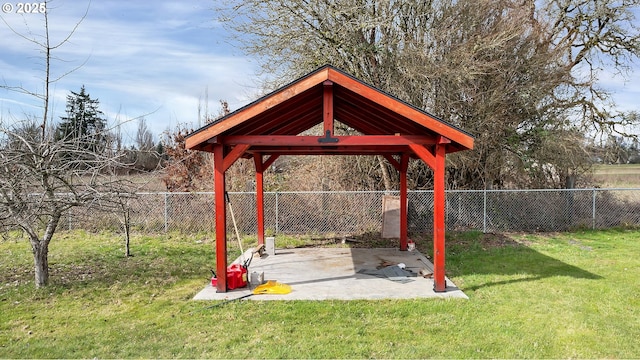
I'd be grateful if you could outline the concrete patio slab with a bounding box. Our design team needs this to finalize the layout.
[194,247,467,301]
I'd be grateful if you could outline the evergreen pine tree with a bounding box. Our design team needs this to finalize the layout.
[55,85,107,153]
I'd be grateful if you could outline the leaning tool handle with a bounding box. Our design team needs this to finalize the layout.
[225,192,245,266]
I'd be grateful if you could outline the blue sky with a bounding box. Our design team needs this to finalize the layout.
[1,0,259,145]
[1,0,639,145]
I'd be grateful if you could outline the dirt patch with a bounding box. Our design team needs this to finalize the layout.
[305,231,526,253]
[478,233,520,248]
[49,262,113,286]
[436,232,528,252]
[567,239,593,251]
[307,232,400,249]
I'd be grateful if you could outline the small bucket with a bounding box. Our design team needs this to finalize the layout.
[407,240,416,252]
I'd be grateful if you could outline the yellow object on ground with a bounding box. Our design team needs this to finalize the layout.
[252,280,292,295]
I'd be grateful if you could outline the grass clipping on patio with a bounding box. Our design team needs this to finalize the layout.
[1,228,639,358]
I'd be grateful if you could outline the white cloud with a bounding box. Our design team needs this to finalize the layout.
[595,66,640,113]
[1,0,258,140]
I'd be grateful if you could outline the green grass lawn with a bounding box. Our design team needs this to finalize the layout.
[1,229,639,358]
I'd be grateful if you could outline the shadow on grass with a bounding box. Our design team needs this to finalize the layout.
[306,231,603,292]
[438,232,603,291]
[290,232,602,290]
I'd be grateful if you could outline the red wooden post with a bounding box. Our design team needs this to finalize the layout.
[254,153,265,246]
[213,144,228,292]
[399,154,409,250]
[433,143,447,292]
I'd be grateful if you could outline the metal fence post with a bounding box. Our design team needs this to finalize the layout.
[275,191,279,234]
[592,188,597,230]
[164,192,169,233]
[483,189,487,233]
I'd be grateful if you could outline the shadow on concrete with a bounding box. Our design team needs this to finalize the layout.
[194,231,601,300]
[194,246,468,301]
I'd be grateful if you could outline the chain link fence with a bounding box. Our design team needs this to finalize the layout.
[62,188,640,234]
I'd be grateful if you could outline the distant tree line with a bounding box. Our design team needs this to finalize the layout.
[593,133,640,165]
[118,117,165,174]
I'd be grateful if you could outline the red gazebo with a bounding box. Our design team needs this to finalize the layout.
[185,65,474,293]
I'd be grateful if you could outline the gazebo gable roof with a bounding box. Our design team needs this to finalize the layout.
[185,65,473,153]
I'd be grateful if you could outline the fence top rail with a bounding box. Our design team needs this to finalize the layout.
[137,190,399,195]
[453,188,640,193]
[136,188,640,196]
[37,188,640,197]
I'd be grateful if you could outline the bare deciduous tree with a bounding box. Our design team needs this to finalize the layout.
[161,125,209,191]
[161,100,235,192]
[216,0,640,189]
[0,119,134,286]
[0,3,135,287]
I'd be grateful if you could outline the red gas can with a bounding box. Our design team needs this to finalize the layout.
[226,264,248,290]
